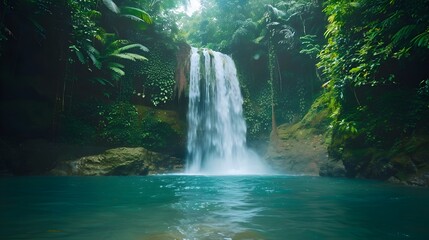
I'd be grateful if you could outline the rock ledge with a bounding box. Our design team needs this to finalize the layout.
[50,147,183,176]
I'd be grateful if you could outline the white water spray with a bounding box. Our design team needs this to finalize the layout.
[186,47,269,175]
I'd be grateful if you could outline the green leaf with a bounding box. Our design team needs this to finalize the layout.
[412,30,429,48]
[254,35,265,44]
[94,77,114,86]
[116,43,149,53]
[107,62,125,69]
[350,67,361,73]
[109,66,125,76]
[69,45,85,64]
[87,52,101,69]
[88,10,101,19]
[121,14,148,24]
[349,2,361,8]
[84,44,102,69]
[110,53,137,61]
[120,7,153,24]
[124,53,148,61]
[392,25,416,45]
[102,0,120,13]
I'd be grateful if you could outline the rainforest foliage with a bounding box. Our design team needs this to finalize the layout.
[182,0,326,138]
[319,0,429,180]
[0,0,187,157]
[1,0,429,178]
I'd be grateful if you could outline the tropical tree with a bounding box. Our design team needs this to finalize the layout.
[319,0,429,90]
[261,1,324,135]
[66,0,152,98]
[70,33,148,84]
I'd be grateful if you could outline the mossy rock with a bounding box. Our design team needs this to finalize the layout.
[266,94,332,175]
[337,134,429,186]
[134,105,186,157]
[50,147,184,176]
[135,105,186,134]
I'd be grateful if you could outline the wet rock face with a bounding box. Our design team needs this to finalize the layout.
[334,133,429,186]
[50,147,183,176]
[266,131,329,175]
[265,95,332,176]
[264,91,429,187]
[404,174,429,187]
[319,160,346,177]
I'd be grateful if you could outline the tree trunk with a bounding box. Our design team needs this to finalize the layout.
[268,39,279,140]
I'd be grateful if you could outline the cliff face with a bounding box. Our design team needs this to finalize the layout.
[266,93,429,187]
[334,134,429,187]
[265,95,345,176]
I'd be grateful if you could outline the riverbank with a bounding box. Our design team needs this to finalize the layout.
[266,93,429,187]
[0,140,183,176]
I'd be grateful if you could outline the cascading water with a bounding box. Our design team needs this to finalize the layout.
[186,47,269,175]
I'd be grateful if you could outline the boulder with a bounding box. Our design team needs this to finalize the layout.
[319,159,346,177]
[50,147,183,176]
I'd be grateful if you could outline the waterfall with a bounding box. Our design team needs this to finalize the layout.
[186,47,269,175]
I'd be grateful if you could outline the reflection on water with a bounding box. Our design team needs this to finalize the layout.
[169,176,264,239]
[1,175,429,239]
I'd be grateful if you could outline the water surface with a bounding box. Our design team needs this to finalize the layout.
[1,175,428,239]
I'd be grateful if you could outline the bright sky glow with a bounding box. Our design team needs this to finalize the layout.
[177,0,201,16]
[187,0,201,15]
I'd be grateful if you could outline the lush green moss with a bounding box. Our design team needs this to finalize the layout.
[58,102,185,157]
[275,92,333,144]
[136,44,176,106]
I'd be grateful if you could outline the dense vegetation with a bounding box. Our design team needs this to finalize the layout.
[182,0,326,139]
[0,0,188,173]
[1,0,428,181]
[319,0,429,181]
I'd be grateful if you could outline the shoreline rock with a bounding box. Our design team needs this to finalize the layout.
[265,95,331,176]
[50,147,184,176]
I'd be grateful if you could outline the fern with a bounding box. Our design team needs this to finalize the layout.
[110,53,137,61]
[107,62,125,69]
[109,66,125,78]
[106,40,130,52]
[116,43,149,53]
[109,52,148,61]
[123,53,148,61]
[299,35,320,57]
